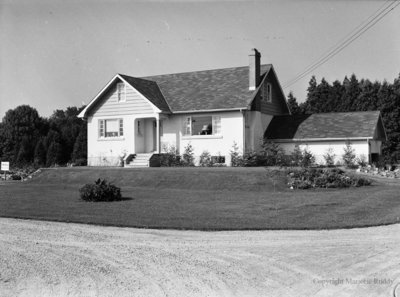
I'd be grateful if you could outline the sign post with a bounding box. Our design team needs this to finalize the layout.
[1,162,10,180]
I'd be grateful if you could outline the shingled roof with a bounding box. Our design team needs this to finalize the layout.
[119,74,171,113]
[121,64,272,113]
[265,111,386,140]
[79,64,277,118]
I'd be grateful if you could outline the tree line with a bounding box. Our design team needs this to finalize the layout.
[0,105,87,168]
[287,74,400,163]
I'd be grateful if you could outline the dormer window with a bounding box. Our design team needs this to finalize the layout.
[117,82,126,102]
[261,82,272,103]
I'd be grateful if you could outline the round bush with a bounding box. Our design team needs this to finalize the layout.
[79,179,122,202]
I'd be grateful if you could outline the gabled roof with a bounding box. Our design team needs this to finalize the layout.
[265,111,387,141]
[119,74,171,113]
[139,64,272,112]
[79,64,279,118]
[78,74,166,118]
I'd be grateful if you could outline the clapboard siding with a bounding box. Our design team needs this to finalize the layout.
[251,71,289,115]
[90,80,155,117]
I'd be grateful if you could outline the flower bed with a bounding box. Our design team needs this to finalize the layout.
[357,165,400,179]
[287,168,372,189]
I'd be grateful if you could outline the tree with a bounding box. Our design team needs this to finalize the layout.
[72,129,87,163]
[16,136,33,166]
[34,138,47,166]
[0,105,45,163]
[342,141,356,167]
[287,92,301,115]
[46,140,63,167]
[48,106,86,163]
[302,76,318,114]
[181,143,195,166]
[341,74,360,111]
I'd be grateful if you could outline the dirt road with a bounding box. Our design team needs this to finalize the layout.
[0,218,399,297]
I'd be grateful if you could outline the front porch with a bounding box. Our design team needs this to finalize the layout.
[125,115,165,167]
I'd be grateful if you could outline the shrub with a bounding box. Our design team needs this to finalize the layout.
[182,143,195,166]
[259,141,285,166]
[323,147,336,167]
[287,168,371,189]
[301,146,315,167]
[290,145,303,166]
[160,145,181,167]
[289,145,315,167]
[199,150,213,167]
[356,154,368,167]
[242,151,259,167]
[79,179,122,202]
[342,141,356,168]
[230,142,243,167]
[10,174,22,181]
[73,158,87,166]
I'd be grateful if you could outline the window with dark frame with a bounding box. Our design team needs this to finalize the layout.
[261,82,272,103]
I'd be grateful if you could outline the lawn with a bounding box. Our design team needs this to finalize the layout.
[0,167,399,230]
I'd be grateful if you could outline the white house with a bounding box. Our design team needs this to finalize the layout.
[78,49,290,166]
[78,49,386,167]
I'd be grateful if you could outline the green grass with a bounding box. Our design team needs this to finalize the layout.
[0,167,399,230]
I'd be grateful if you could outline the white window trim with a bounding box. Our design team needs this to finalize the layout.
[182,115,222,137]
[182,135,223,140]
[117,82,126,103]
[98,118,124,140]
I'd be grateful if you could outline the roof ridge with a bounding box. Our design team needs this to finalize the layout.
[141,64,273,79]
[272,111,381,117]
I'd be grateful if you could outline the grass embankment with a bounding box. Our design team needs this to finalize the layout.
[0,167,399,230]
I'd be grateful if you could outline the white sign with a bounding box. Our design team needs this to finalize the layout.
[1,162,10,171]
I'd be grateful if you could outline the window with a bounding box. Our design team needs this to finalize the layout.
[117,82,126,102]
[261,82,272,103]
[211,155,225,164]
[98,119,123,138]
[183,116,221,136]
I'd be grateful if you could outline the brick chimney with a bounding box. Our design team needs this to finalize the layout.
[249,48,261,91]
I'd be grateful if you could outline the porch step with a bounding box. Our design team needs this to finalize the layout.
[125,153,153,168]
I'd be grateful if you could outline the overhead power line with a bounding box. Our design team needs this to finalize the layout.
[282,0,400,90]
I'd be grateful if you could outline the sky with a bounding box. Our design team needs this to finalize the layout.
[1,0,399,118]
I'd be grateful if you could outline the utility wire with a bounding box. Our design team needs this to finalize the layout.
[283,0,398,89]
[283,0,393,88]
[282,0,400,90]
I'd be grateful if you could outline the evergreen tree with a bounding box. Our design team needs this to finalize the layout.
[328,80,344,112]
[302,76,318,114]
[46,140,63,167]
[341,74,360,111]
[287,92,301,115]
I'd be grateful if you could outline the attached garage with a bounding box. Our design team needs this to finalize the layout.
[264,111,387,165]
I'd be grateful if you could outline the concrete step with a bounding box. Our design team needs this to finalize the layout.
[125,153,153,168]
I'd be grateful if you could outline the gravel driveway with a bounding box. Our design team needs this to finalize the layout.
[0,218,399,297]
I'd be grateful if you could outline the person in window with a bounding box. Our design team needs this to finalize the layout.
[201,124,212,135]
